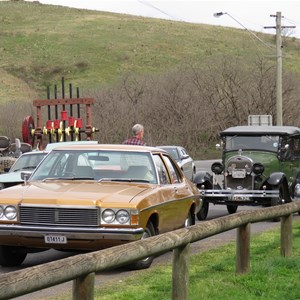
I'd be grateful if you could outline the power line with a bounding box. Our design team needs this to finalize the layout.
[214,12,275,50]
[137,0,182,22]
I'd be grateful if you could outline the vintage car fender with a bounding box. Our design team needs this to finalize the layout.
[266,172,287,186]
[193,171,213,188]
[266,172,292,202]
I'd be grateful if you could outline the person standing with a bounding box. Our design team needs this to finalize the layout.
[123,124,146,145]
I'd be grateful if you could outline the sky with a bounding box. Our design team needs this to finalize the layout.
[26,0,300,39]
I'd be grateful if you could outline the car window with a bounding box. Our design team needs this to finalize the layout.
[159,148,179,161]
[225,135,279,152]
[163,155,181,183]
[153,154,170,184]
[293,137,300,159]
[30,150,157,183]
[10,153,46,172]
[180,148,187,156]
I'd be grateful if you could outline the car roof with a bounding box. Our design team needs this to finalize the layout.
[20,150,48,156]
[157,146,183,150]
[45,141,99,151]
[50,144,164,153]
[220,126,300,136]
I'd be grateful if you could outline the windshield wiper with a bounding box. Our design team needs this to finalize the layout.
[13,166,36,172]
[98,178,150,183]
[42,177,94,181]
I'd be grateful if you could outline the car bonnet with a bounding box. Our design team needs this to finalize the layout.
[1,181,154,206]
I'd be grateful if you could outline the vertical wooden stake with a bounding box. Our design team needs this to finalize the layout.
[281,214,293,257]
[236,223,250,274]
[72,272,95,300]
[172,243,190,300]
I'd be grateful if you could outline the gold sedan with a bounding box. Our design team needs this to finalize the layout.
[0,144,201,269]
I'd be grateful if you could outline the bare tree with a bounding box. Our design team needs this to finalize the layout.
[1,54,299,160]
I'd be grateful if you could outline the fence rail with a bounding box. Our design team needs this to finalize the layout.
[0,201,300,300]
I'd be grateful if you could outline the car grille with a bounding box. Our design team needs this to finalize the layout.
[19,206,99,226]
[226,176,253,190]
[225,156,253,190]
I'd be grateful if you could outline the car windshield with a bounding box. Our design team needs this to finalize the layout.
[225,135,280,152]
[30,149,158,184]
[163,148,179,161]
[10,153,47,172]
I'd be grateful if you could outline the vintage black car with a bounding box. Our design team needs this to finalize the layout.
[194,125,300,220]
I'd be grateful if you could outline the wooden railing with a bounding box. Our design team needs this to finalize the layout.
[0,201,300,300]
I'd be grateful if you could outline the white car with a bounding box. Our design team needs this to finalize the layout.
[0,141,99,189]
[0,151,48,189]
[157,146,196,181]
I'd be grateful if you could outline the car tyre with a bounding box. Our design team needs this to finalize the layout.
[227,205,238,214]
[128,221,155,270]
[0,246,27,267]
[270,184,287,222]
[191,167,196,182]
[185,209,195,227]
[196,201,209,221]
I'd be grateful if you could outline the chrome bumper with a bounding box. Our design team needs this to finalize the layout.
[200,189,279,201]
[0,224,144,241]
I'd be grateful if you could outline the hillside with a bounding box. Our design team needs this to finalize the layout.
[1,1,300,102]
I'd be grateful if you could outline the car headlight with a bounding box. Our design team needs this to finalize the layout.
[101,208,133,225]
[5,206,17,220]
[116,209,130,224]
[252,163,264,175]
[102,209,115,223]
[0,205,17,221]
[211,162,224,175]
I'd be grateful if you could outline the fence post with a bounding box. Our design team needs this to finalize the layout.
[236,223,250,274]
[280,213,293,257]
[72,272,95,300]
[172,243,190,300]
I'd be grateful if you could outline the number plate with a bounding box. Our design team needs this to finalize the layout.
[232,170,246,178]
[44,235,67,244]
[232,195,249,202]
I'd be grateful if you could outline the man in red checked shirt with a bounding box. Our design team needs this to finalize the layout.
[123,124,146,146]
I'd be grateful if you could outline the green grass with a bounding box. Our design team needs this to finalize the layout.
[1,1,300,102]
[87,221,300,300]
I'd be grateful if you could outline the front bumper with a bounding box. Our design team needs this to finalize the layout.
[0,224,144,241]
[200,189,279,205]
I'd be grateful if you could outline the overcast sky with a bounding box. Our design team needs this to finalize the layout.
[27,0,300,38]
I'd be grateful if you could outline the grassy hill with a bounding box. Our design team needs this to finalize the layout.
[1,0,300,102]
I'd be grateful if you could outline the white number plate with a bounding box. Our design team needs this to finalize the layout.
[44,235,67,244]
[232,170,246,178]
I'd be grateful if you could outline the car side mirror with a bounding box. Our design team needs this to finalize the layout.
[21,171,32,183]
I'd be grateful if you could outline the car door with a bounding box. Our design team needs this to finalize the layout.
[279,136,299,183]
[180,148,192,180]
[152,154,191,233]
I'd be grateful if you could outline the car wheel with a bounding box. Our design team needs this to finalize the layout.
[227,205,238,214]
[185,210,195,227]
[270,195,280,222]
[196,201,209,221]
[0,246,27,267]
[270,184,287,222]
[191,167,196,182]
[128,221,155,270]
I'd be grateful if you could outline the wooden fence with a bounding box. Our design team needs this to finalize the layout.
[0,201,300,300]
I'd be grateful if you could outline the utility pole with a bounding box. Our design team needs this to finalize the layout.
[264,12,296,126]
